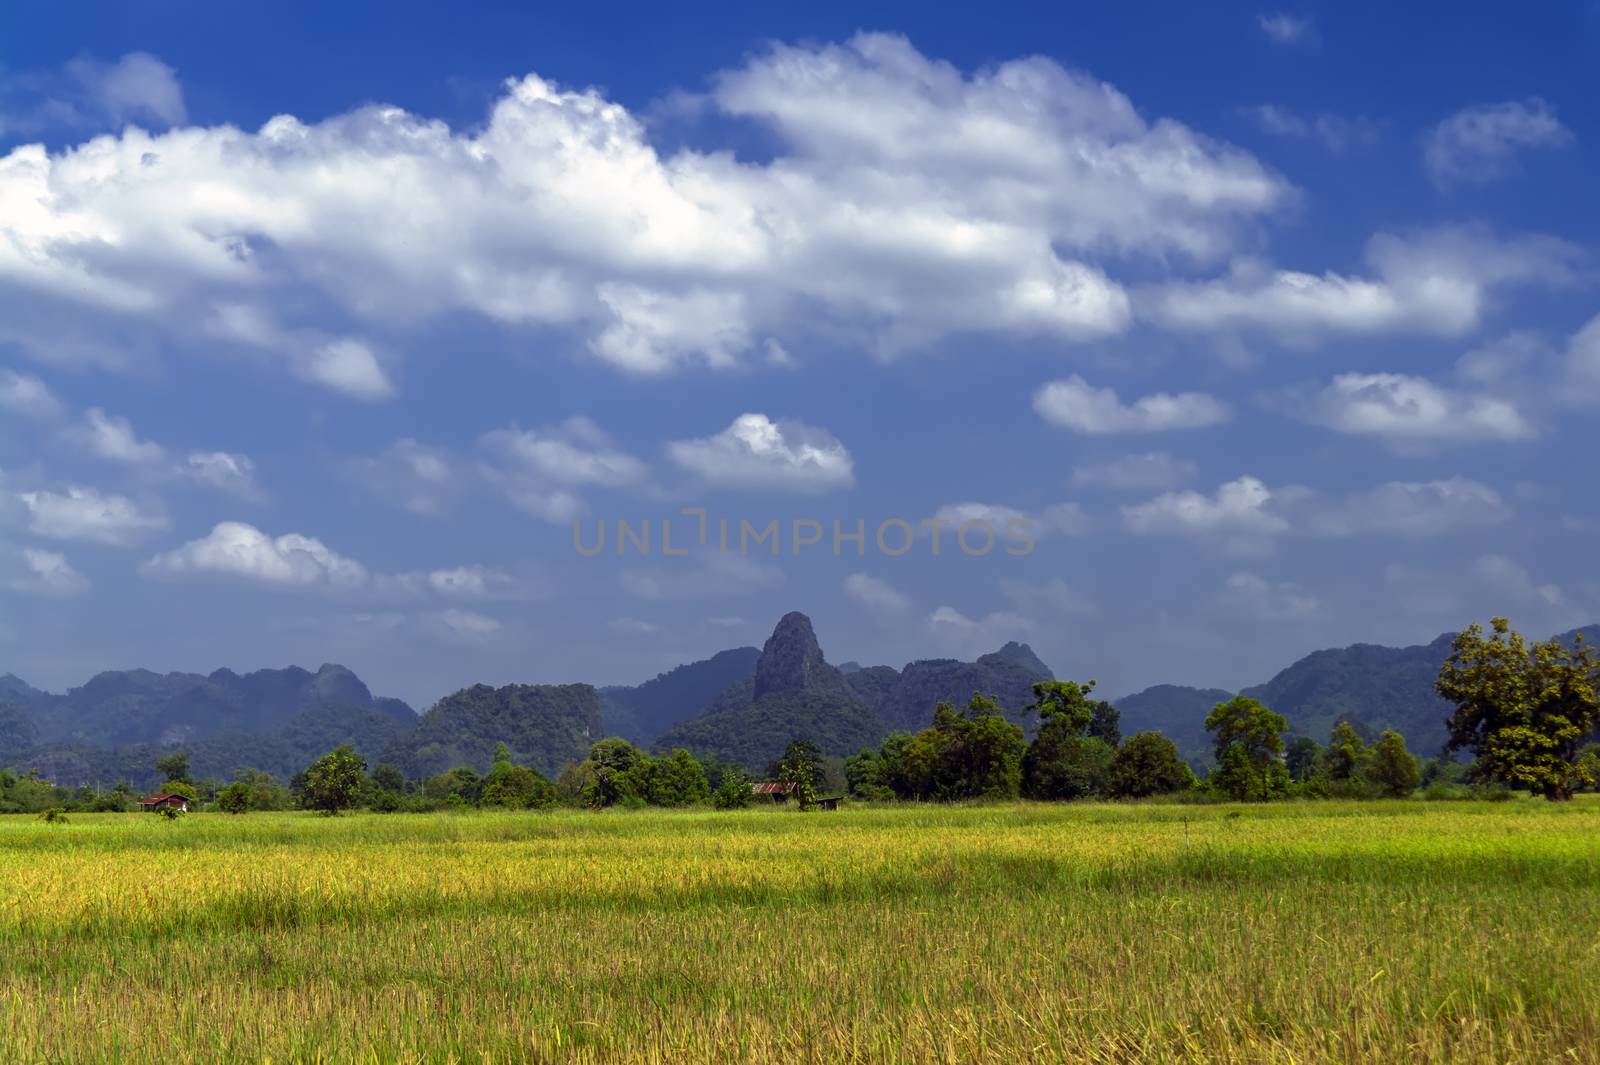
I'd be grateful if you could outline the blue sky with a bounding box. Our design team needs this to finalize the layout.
[2,1,1598,708]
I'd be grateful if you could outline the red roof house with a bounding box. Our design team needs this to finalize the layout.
[137,792,190,812]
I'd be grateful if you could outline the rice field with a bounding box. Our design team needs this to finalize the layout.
[1,800,1597,1064]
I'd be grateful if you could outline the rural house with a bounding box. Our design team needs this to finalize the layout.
[137,792,190,813]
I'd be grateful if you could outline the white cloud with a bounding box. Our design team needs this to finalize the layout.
[1562,313,1600,403]
[1295,478,1511,538]
[931,500,1089,539]
[140,521,368,588]
[1245,105,1377,151]
[435,608,502,641]
[1034,375,1230,434]
[1123,476,1288,546]
[296,339,395,401]
[0,34,1289,387]
[1146,227,1579,341]
[65,52,188,127]
[669,413,854,493]
[1295,372,1535,445]
[178,450,261,499]
[1220,571,1319,619]
[2,545,90,597]
[72,408,165,464]
[1383,554,1583,632]
[1070,451,1198,491]
[481,417,646,522]
[1456,331,1546,385]
[422,565,520,601]
[0,369,64,420]
[1125,474,1512,547]
[843,572,911,614]
[16,486,167,546]
[1423,99,1572,186]
[1257,13,1315,45]
[926,605,1032,656]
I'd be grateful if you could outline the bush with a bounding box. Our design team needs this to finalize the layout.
[712,770,754,810]
[38,807,68,824]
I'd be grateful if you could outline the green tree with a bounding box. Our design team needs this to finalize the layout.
[776,738,824,809]
[1285,736,1322,783]
[1087,700,1122,748]
[843,748,895,801]
[301,745,368,814]
[643,749,711,807]
[155,751,192,785]
[712,767,754,809]
[370,763,408,795]
[584,738,648,808]
[1325,720,1370,782]
[216,779,253,814]
[1022,724,1111,800]
[1367,730,1421,798]
[1204,696,1289,801]
[1027,680,1099,733]
[1436,617,1600,800]
[1106,732,1196,798]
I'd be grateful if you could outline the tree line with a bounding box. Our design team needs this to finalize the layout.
[11,615,1599,816]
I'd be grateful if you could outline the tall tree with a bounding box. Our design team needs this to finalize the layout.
[1324,720,1369,782]
[1436,617,1600,801]
[155,751,192,786]
[1366,730,1420,798]
[1204,696,1289,801]
[301,745,368,814]
[1106,732,1195,798]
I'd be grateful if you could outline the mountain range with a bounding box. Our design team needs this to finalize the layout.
[4,617,1596,787]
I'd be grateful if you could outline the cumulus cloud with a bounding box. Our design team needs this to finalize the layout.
[16,486,167,546]
[1070,451,1198,491]
[0,34,1288,390]
[71,408,165,464]
[1423,99,1572,186]
[930,500,1089,540]
[419,565,521,601]
[843,571,911,615]
[669,413,854,493]
[1146,226,1579,341]
[2,545,90,597]
[481,417,646,521]
[1294,372,1535,446]
[0,369,64,420]
[295,339,395,401]
[1123,474,1509,547]
[1034,375,1229,434]
[1122,476,1288,548]
[0,52,186,137]
[140,521,368,587]
[178,451,262,499]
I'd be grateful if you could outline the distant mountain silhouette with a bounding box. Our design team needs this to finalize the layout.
[599,647,761,743]
[654,612,886,767]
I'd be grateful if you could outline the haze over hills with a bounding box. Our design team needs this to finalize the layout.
[4,618,1597,786]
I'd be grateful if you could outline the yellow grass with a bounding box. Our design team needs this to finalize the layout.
[1,800,1597,1063]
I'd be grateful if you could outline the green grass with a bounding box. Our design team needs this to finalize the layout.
[2,800,1597,1063]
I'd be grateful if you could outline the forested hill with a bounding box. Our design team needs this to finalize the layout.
[7,621,1599,786]
[598,647,761,744]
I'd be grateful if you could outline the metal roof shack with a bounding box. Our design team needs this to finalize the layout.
[137,793,190,812]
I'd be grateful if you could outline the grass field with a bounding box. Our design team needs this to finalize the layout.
[2,801,1598,1064]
